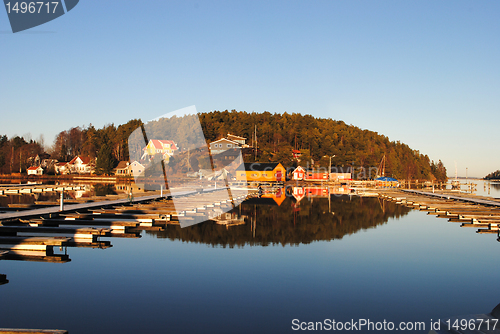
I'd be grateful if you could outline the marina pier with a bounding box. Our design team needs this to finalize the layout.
[377,188,500,237]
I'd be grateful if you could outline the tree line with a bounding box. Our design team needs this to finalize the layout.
[484,170,500,180]
[0,110,447,180]
[199,110,447,181]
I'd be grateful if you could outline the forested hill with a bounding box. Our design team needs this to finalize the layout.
[199,110,447,181]
[0,110,447,181]
[484,170,500,180]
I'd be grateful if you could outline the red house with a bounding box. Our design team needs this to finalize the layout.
[304,170,329,181]
[292,166,306,180]
[292,150,302,159]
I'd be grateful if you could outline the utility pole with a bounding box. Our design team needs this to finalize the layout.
[254,125,257,161]
[10,147,13,174]
[329,155,336,175]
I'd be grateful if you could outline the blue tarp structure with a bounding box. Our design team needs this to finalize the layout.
[375,177,398,182]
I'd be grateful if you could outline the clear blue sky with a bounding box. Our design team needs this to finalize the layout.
[1,0,499,177]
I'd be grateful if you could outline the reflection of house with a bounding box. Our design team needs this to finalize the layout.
[236,163,286,182]
[27,166,43,175]
[292,187,305,202]
[293,186,351,200]
[129,161,145,178]
[114,161,130,176]
[212,211,247,227]
[141,139,178,161]
[304,187,329,197]
[67,156,94,174]
[261,188,286,206]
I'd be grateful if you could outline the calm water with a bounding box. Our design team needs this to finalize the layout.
[1,192,500,333]
[469,179,500,198]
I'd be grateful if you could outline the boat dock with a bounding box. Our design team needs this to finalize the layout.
[0,187,254,266]
[378,189,500,238]
[0,184,85,195]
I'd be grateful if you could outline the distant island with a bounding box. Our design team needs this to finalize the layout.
[484,170,500,180]
[0,110,447,181]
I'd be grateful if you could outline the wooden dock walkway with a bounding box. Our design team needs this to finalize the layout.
[379,189,500,238]
[0,186,255,266]
[0,193,163,221]
[0,184,85,195]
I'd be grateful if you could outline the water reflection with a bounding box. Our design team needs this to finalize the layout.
[147,195,412,247]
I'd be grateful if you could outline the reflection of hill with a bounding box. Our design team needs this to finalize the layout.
[147,196,412,247]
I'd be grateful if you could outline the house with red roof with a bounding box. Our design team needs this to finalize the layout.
[27,166,43,176]
[292,166,306,180]
[292,150,302,159]
[141,139,178,161]
[67,156,94,174]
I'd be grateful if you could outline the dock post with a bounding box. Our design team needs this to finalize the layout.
[59,191,64,211]
[161,185,163,197]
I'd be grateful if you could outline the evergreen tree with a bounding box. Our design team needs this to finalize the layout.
[95,135,116,175]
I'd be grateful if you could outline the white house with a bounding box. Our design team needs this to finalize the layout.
[27,166,43,176]
[114,161,130,176]
[129,160,145,179]
[209,138,242,155]
[67,156,93,174]
[226,134,247,146]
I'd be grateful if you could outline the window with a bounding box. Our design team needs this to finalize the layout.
[227,144,232,148]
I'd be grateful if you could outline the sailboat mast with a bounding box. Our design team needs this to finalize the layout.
[382,155,385,177]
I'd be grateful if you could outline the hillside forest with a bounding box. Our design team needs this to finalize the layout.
[0,110,447,181]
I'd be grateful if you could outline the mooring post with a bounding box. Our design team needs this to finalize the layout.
[161,185,163,197]
[59,191,64,211]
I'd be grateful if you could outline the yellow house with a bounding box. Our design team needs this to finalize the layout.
[142,139,178,161]
[236,162,286,182]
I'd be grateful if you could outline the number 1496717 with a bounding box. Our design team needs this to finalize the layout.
[445,318,498,331]
[5,2,59,14]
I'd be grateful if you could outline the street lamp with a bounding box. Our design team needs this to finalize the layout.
[329,155,336,174]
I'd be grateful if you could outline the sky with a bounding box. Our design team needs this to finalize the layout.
[1,0,499,178]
